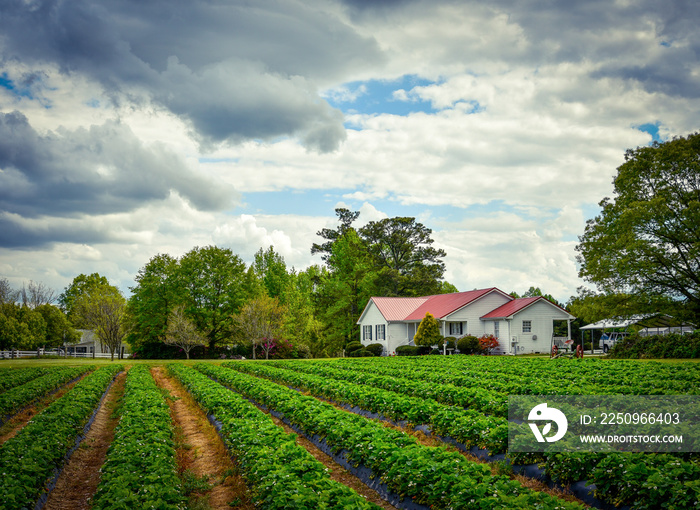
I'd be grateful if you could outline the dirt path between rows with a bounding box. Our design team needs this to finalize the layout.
[151,366,254,510]
[0,372,90,446]
[43,370,127,510]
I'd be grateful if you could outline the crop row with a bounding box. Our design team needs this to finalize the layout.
[167,363,381,510]
[268,359,508,417]
[200,363,584,509]
[319,358,699,509]
[91,365,185,510]
[225,361,508,453]
[0,365,91,423]
[331,356,699,395]
[0,367,47,393]
[0,364,122,509]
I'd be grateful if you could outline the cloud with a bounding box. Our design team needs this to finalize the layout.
[0,111,236,246]
[0,0,385,151]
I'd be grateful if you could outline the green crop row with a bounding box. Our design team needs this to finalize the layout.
[0,364,122,509]
[268,359,508,417]
[331,356,699,395]
[0,367,47,393]
[224,361,508,454]
[168,362,381,510]
[91,365,185,510]
[198,362,584,510]
[0,365,91,422]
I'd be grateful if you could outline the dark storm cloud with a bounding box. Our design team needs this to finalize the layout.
[0,111,234,219]
[0,0,384,151]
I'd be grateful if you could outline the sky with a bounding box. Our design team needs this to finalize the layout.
[1,0,699,304]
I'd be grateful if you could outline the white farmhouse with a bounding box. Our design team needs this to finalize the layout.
[357,287,575,355]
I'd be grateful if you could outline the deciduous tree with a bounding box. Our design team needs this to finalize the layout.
[232,295,286,359]
[59,273,110,328]
[73,285,126,361]
[577,133,700,323]
[164,305,207,359]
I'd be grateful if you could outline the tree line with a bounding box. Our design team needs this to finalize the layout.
[2,132,698,357]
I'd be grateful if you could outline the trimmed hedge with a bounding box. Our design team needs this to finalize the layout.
[457,335,481,354]
[395,345,419,356]
[609,331,700,359]
[364,343,384,357]
[345,341,363,353]
[349,349,374,357]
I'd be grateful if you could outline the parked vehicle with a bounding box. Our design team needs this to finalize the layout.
[599,331,629,353]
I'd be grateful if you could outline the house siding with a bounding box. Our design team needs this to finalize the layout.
[508,300,571,354]
[445,292,511,337]
[359,301,389,354]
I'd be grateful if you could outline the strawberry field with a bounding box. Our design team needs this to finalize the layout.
[0,357,697,510]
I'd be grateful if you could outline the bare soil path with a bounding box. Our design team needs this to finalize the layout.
[43,370,127,510]
[151,366,254,510]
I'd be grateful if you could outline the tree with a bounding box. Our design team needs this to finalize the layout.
[73,285,126,361]
[311,208,360,262]
[126,253,182,354]
[577,133,700,323]
[59,273,110,328]
[0,303,46,350]
[0,277,19,305]
[164,305,207,359]
[316,230,375,353]
[35,304,80,348]
[413,312,443,347]
[253,246,289,301]
[175,245,248,350]
[359,217,447,296]
[20,280,56,309]
[232,295,286,359]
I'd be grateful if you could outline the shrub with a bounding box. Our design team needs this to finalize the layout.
[396,345,420,356]
[429,348,441,355]
[478,334,500,355]
[609,331,700,359]
[349,349,374,357]
[414,313,443,347]
[364,343,384,357]
[444,337,457,350]
[345,341,363,353]
[457,335,482,354]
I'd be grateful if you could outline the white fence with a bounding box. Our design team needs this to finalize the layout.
[1,350,131,359]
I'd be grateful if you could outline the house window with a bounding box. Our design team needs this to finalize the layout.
[375,324,386,340]
[494,322,500,338]
[363,325,372,341]
[449,322,463,336]
[522,320,532,333]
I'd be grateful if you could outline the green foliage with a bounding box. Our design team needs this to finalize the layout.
[0,365,121,509]
[577,133,700,323]
[345,341,363,353]
[0,303,48,349]
[457,335,481,354]
[349,348,374,357]
[164,305,208,360]
[413,312,443,347]
[364,343,384,356]
[609,331,700,359]
[396,345,420,356]
[58,273,110,328]
[35,304,79,347]
[232,295,286,360]
[253,246,289,301]
[92,365,185,509]
[444,337,457,349]
[73,284,127,361]
[359,216,447,297]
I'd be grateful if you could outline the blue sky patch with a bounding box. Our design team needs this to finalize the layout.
[636,122,662,142]
[325,74,440,116]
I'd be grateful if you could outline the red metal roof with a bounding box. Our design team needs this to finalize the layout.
[371,296,428,321]
[480,296,544,319]
[404,288,501,321]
